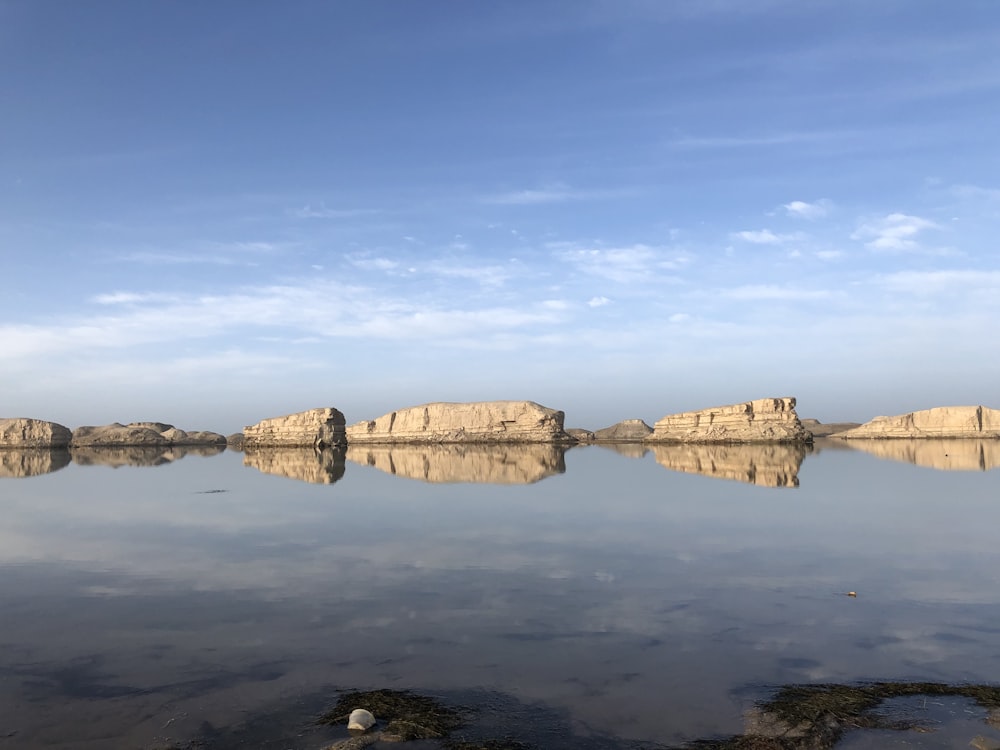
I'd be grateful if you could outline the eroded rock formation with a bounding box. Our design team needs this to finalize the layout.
[800,419,862,438]
[0,449,72,478]
[651,443,807,487]
[0,418,72,448]
[346,443,568,484]
[833,406,1000,439]
[593,418,653,442]
[71,423,227,447]
[345,401,573,444]
[648,397,810,443]
[243,447,346,484]
[243,408,347,449]
[839,438,1000,471]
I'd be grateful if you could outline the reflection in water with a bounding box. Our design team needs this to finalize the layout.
[346,443,567,484]
[0,448,72,478]
[594,443,650,459]
[70,444,226,468]
[839,438,1000,471]
[651,443,807,487]
[244,447,346,484]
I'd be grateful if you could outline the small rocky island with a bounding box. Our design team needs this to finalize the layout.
[647,397,811,443]
[832,405,1000,439]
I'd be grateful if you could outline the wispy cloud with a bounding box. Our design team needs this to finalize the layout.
[669,130,852,149]
[783,199,832,220]
[290,204,378,219]
[731,229,804,245]
[587,296,611,308]
[878,269,1000,296]
[852,213,939,251]
[555,244,688,283]
[719,285,833,301]
[482,183,626,205]
[346,253,400,272]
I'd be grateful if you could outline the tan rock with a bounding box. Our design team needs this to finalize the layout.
[345,401,573,444]
[651,443,806,487]
[346,443,568,484]
[243,447,346,484]
[566,428,595,442]
[800,418,861,438]
[0,449,72,478]
[838,438,1000,471]
[244,408,347,449]
[834,405,1000,439]
[71,423,169,447]
[226,432,245,450]
[593,419,653,442]
[0,418,72,448]
[648,397,809,443]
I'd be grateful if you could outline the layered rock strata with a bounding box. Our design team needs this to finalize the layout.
[243,447,346,484]
[346,443,568,484]
[345,401,573,444]
[593,419,653,442]
[833,406,1000,439]
[0,418,72,448]
[71,423,227,447]
[0,449,72,478]
[839,438,1000,472]
[648,397,810,443]
[243,408,347,448]
[651,443,807,487]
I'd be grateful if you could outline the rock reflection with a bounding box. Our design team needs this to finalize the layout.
[651,443,807,487]
[346,443,568,484]
[595,443,650,459]
[839,438,1000,471]
[243,447,346,484]
[70,444,226,468]
[0,448,72,478]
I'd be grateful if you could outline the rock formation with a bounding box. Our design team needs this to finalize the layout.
[226,433,245,450]
[0,418,72,448]
[651,443,807,487]
[243,447,346,484]
[648,397,810,443]
[71,423,227,447]
[593,418,653,442]
[800,419,862,438]
[346,443,568,484]
[345,401,573,444]
[833,405,1000,439]
[0,448,72,478]
[243,408,346,448]
[565,428,595,442]
[839,438,1000,471]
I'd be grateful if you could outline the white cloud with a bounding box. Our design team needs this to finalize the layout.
[878,269,1000,296]
[852,213,939,251]
[542,299,570,310]
[731,229,803,245]
[290,205,377,219]
[347,254,399,272]
[815,250,843,261]
[720,285,832,301]
[482,184,625,206]
[668,313,690,323]
[587,296,611,308]
[783,199,832,220]
[556,244,684,284]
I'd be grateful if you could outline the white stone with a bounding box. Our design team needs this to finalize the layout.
[347,708,376,731]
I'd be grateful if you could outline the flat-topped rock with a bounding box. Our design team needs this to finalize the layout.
[651,443,807,487]
[71,422,227,447]
[593,419,653,442]
[833,405,1000,439]
[243,408,347,449]
[346,443,568,484]
[345,401,573,444]
[0,418,72,448]
[648,397,810,443]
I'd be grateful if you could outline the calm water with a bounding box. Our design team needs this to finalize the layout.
[1,440,999,749]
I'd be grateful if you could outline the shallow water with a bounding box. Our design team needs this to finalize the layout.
[1,440,998,748]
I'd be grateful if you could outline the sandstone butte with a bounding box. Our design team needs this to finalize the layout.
[650,443,807,488]
[647,397,810,443]
[0,418,72,448]
[832,405,1000,439]
[345,401,574,444]
[345,443,568,484]
[71,422,227,447]
[243,408,347,449]
[593,418,654,442]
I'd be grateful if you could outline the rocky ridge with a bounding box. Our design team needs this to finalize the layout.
[593,419,654,442]
[71,422,227,447]
[0,418,72,448]
[243,408,347,448]
[833,405,1000,439]
[648,397,810,443]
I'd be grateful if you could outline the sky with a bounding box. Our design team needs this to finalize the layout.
[2,0,999,434]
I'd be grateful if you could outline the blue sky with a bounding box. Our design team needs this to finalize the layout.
[2,0,999,433]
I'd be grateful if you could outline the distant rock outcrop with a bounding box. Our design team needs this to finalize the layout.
[0,448,72,478]
[243,408,347,449]
[565,428,595,443]
[648,397,810,443]
[0,418,72,448]
[833,406,1000,439]
[651,443,807,487]
[243,447,346,484]
[226,433,245,450]
[346,443,568,484]
[839,438,1000,471]
[593,419,653,442]
[71,423,227,447]
[800,419,862,438]
[345,401,574,444]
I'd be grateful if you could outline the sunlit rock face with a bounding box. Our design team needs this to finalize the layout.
[800,419,862,438]
[0,448,72,478]
[345,443,568,484]
[834,406,1000,439]
[345,401,573,444]
[648,397,810,443]
[243,408,347,449]
[0,418,72,448]
[593,419,653,442]
[70,445,225,468]
[651,443,807,487]
[841,438,1000,471]
[243,447,346,484]
[71,422,227,447]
